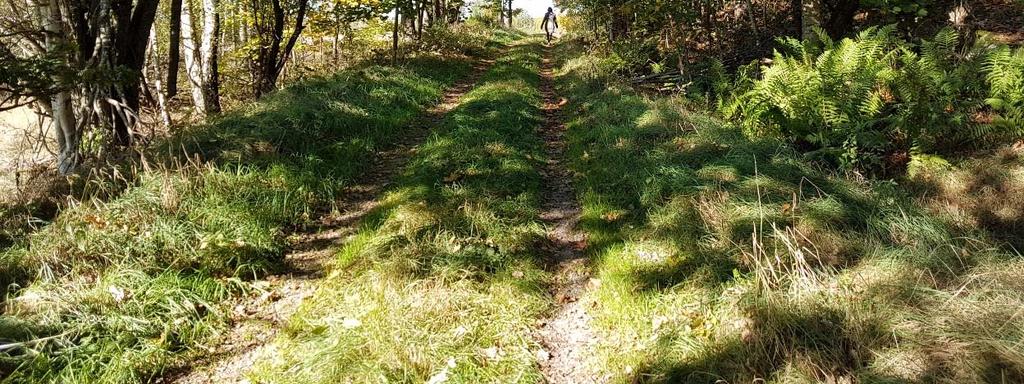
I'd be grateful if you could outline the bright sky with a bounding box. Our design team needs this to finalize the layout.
[516,0,557,17]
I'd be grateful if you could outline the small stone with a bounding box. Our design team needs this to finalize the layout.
[536,349,551,361]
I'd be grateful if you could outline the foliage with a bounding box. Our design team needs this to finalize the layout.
[733,27,1021,173]
[985,46,1024,136]
[860,0,931,17]
[416,23,491,56]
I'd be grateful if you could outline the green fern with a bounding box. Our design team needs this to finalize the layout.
[985,46,1024,139]
[735,26,1022,173]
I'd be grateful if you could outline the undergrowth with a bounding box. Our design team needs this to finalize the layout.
[0,53,475,383]
[729,26,1024,174]
[250,38,551,383]
[554,39,1024,383]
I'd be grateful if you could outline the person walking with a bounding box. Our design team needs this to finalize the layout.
[541,7,558,44]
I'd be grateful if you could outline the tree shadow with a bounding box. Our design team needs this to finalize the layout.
[633,303,892,383]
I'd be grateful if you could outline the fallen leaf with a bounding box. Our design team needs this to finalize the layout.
[481,346,500,360]
[426,357,457,384]
[108,285,126,303]
[84,214,108,229]
[425,368,449,384]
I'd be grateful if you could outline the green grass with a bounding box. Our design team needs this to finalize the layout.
[553,39,1024,383]
[0,52,478,383]
[249,38,551,383]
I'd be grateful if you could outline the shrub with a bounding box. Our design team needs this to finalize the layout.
[734,26,1023,174]
[984,45,1024,138]
[417,24,491,57]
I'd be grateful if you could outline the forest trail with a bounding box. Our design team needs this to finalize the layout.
[534,45,602,384]
[165,55,499,384]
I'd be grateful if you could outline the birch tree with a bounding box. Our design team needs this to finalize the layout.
[35,0,79,174]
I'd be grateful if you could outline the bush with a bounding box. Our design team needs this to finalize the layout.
[733,26,1023,174]
[417,24,491,57]
[984,45,1024,136]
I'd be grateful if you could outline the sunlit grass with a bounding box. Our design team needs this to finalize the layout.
[0,52,477,383]
[250,39,551,383]
[554,39,1024,383]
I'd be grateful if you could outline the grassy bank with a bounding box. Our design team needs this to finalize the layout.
[0,52,477,383]
[554,40,1024,383]
[250,39,551,383]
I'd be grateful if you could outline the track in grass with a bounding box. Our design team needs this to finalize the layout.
[534,44,601,384]
[166,56,499,384]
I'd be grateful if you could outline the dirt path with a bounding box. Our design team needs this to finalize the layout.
[163,56,497,384]
[534,45,602,384]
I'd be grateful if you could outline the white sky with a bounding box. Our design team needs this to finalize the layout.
[515,0,557,17]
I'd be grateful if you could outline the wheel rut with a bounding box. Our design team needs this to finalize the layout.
[534,44,603,384]
[162,55,497,384]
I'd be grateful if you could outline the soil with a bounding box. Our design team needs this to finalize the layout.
[533,45,604,384]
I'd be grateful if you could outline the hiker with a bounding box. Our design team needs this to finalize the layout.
[541,7,558,43]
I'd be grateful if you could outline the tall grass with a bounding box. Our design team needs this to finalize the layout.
[249,38,552,383]
[0,54,475,383]
[553,39,1024,383]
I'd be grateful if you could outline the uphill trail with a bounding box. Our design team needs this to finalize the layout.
[163,54,499,384]
[534,44,603,384]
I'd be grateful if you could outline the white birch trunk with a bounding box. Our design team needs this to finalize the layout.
[35,0,79,174]
[181,0,206,115]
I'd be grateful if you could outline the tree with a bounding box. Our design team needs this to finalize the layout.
[97,0,162,146]
[36,0,79,174]
[250,0,310,97]
[168,0,183,98]
[801,0,824,42]
[181,0,222,115]
[199,0,222,113]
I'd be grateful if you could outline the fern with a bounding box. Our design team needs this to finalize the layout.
[735,26,1018,173]
[984,46,1024,140]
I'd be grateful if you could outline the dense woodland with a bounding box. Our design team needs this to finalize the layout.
[1,0,1024,383]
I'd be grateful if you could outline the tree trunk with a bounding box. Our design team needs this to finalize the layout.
[506,0,513,28]
[825,0,859,39]
[168,0,183,98]
[36,0,80,174]
[199,0,222,114]
[801,0,824,43]
[182,0,206,114]
[392,4,400,63]
[333,23,340,61]
[251,0,309,97]
[417,0,424,39]
[148,28,172,129]
[239,16,248,43]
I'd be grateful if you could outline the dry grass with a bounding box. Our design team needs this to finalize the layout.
[910,146,1024,250]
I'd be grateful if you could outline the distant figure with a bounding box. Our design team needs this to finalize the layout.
[541,7,558,43]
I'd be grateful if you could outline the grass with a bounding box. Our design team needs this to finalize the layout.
[5,28,1022,384]
[249,38,552,383]
[552,39,1024,383]
[0,50,479,383]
